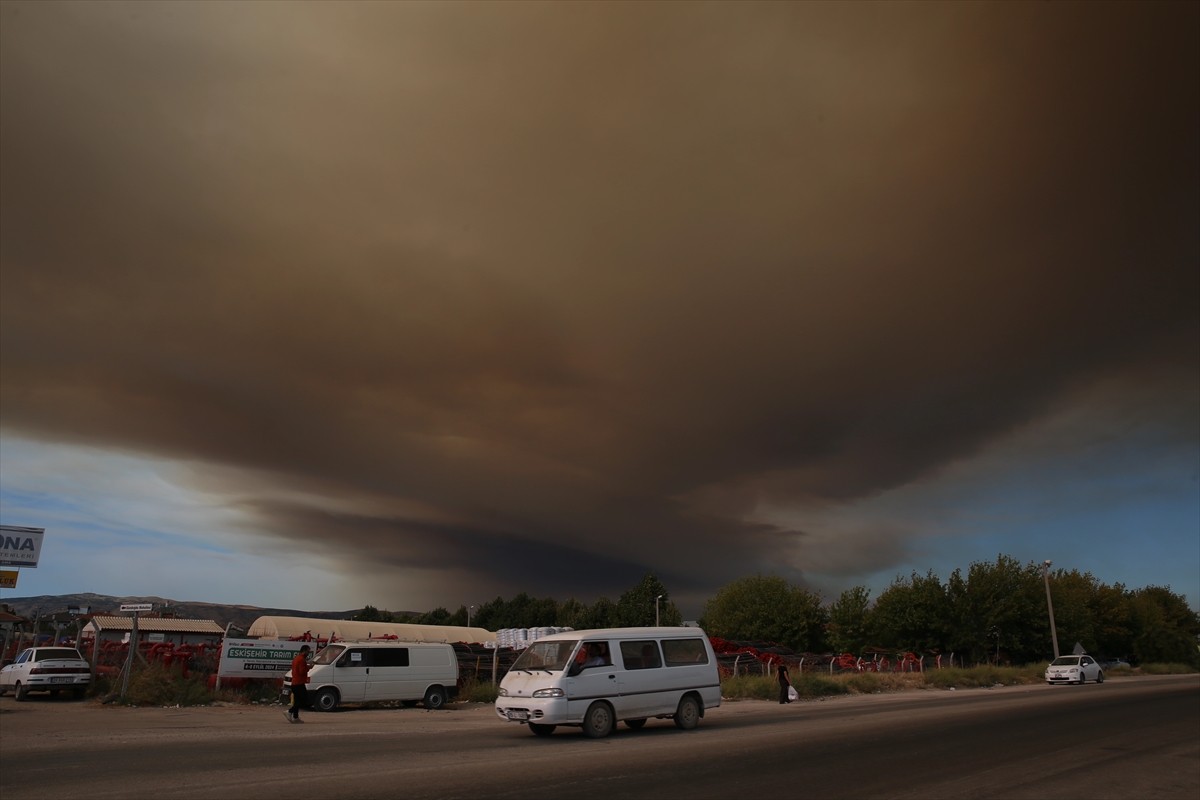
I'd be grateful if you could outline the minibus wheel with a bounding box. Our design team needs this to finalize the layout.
[314,688,340,712]
[674,695,700,730]
[528,722,556,736]
[423,686,447,710]
[583,701,615,738]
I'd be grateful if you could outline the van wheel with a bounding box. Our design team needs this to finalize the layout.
[314,688,339,712]
[423,686,447,710]
[14,683,28,702]
[583,701,614,738]
[674,695,700,730]
[528,722,556,736]
[625,718,647,730]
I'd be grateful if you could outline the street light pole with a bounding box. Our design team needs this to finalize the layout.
[1042,560,1060,660]
[468,605,476,628]
[655,595,663,627]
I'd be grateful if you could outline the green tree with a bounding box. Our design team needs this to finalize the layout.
[1129,586,1200,665]
[582,597,617,629]
[945,556,1046,664]
[352,604,396,623]
[555,598,590,629]
[1089,582,1133,659]
[615,573,681,627]
[353,605,383,622]
[868,570,951,655]
[472,593,559,629]
[1056,570,1112,655]
[701,575,827,651]
[417,606,451,626]
[471,597,507,631]
[827,586,871,654]
[446,605,469,626]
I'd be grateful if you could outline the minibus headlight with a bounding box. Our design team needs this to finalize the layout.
[532,688,565,698]
[498,687,509,697]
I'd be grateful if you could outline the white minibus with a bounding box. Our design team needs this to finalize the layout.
[494,627,721,737]
[283,641,459,711]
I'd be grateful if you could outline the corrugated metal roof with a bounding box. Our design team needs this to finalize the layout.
[85,616,224,634]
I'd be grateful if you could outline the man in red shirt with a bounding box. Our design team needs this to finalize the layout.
[286,645,311,723]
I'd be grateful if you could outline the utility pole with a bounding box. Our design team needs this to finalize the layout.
[1042,560,1060,660]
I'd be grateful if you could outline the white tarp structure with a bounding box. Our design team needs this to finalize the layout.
[245,615,495,645]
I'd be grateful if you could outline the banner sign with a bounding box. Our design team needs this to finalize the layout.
[0,570,17,589]
[217,638,312,678]
[0,525,44,568]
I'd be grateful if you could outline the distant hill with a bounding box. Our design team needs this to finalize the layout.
[0,593,366,632]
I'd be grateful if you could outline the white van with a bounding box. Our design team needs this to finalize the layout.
[494,627,721,737]
[283,641,459,711]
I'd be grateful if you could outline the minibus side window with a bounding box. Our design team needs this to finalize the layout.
[371,648,410,667]
[662,638,708,666]
[339,648,366,667]
[567,641,612,675]
[619,640,662,670]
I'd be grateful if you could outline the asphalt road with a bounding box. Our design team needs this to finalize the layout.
[1,675,1196,800]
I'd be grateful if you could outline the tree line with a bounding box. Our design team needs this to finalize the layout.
[354,555,1200,666]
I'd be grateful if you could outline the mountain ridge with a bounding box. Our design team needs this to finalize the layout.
[0,592,368,632]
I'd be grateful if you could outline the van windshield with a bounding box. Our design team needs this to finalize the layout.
[510,640,577,672]
[312,645,345,666]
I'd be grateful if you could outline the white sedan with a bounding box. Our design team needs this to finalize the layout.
[1045,654,1105,685]
[0,646,92,700]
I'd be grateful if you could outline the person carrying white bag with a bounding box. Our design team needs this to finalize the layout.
[778,662,795,704]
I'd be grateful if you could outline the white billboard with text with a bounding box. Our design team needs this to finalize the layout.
[0,525,44,568]
[217,639,311,679]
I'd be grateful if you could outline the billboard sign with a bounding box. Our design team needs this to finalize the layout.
[0,525,44,568]
[217,639,312,678]
[0,570,17,589]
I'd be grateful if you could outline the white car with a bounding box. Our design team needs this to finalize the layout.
[1045,654,1105,685]
[0,646,92,700]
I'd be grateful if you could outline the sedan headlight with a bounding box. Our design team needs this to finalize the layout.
[532,687,565,698]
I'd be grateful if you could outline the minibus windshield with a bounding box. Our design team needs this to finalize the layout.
[509,640,577,672]
[312,645,345,666]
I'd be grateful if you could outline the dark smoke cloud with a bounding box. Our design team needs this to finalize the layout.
[2,2,1196,610]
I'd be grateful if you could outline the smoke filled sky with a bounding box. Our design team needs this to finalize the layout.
[1,1,1197,619]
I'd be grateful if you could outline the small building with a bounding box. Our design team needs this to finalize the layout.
[82,616,225,648]
[0,608,22,636]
